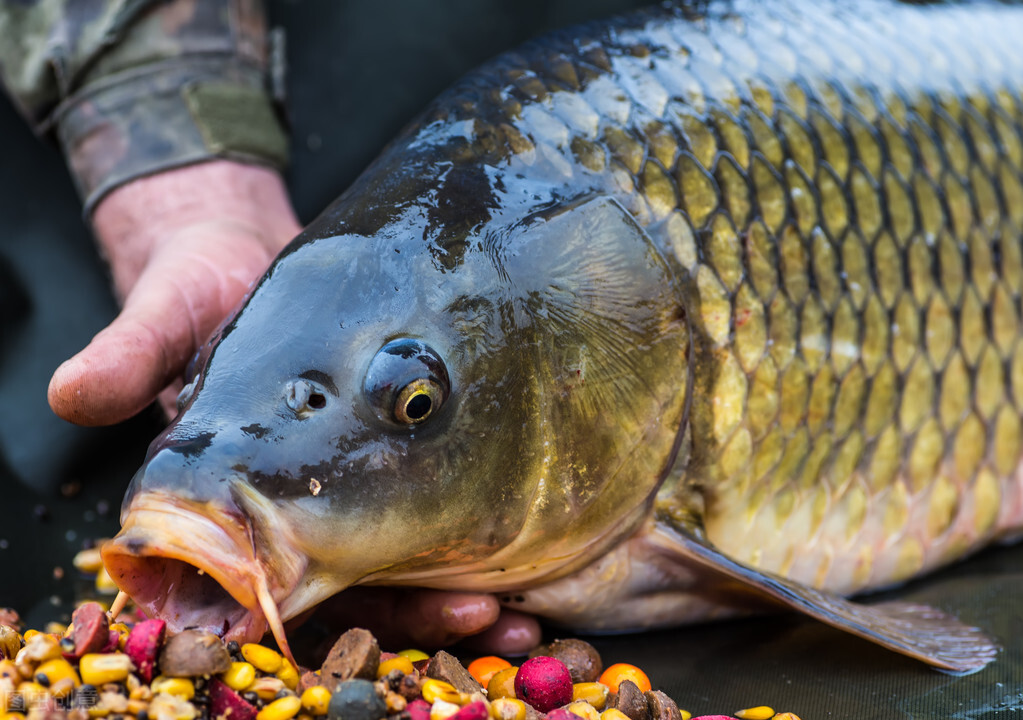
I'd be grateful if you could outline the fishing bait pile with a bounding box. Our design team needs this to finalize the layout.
[0,585,801,720]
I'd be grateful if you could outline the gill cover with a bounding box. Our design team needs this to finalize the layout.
[383,194,692,588]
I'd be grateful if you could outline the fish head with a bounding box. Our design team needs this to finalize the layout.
[102,193,691,646]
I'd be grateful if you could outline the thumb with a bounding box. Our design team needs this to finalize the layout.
[49,227,280,426]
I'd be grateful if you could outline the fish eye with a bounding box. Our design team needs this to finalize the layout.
[394,378,443,424]
[365,339,450,427]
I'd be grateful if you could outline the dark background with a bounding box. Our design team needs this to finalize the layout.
[0,2,1020,718]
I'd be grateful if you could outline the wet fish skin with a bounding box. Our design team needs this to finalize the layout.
[102,0,1023,673]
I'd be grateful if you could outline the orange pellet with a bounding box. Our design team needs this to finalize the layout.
[597,664,651,693]
[467,656,512,687]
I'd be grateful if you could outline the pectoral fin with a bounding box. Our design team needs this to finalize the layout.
[650,513,999,674]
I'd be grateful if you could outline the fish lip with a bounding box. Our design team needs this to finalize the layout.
[101,492,306,644]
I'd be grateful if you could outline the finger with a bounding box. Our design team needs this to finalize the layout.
[49,231,273,425]
[457,609,542,656]
[310,588,502,650]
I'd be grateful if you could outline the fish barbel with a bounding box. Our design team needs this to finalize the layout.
[103,0,1023,674]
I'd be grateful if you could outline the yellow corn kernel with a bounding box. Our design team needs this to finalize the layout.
[20,632,39,643]
[422,679,461,705]
[566,702,600,720]
[735,707,775,720]
[241,644,283,674]
[489,698,527,720]
[376,657,415,678]
[35,658,80,691]
[1,714,26,720]
[245,677,286,701]
[397,649,429,662]
[127,699,150,716]
[600,710,631,720]
[151,677,196,700]
[486,667,518,701]
[571,683,609,710]
[17,681,49,707]
[222,662,257,692]
[72,548,104,574]
[17,634,61,664]
[148,692,199,720]
[771,714,801,720]
[679,711,691,720]
[0,662,20,683]
[94,567,119,595]
[300,686,331,715]
[277,659,299,690]
[79,653,133,686]
[430,699,461,720]
[257,695,302,720]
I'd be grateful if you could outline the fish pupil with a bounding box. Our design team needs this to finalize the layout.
[406,393,432,421]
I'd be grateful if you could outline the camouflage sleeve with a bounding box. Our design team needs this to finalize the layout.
[0,0,288,212]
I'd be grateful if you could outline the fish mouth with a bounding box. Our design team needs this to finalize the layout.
[101,493,307,656]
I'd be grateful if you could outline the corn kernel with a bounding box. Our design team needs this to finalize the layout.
[385,691,407,713]
[735,707,775,720]
[489,698,526,720]
[94,567,119,595]
[79,653,133,686]
[430,699,461,720]
[73,548,104,574]
[300,685,330,715]
[17,681,49,707]
[486,667,518,701]
[20,632,39,643]
[245,676,286,701]
[36,658,80,691]
[397,649,429,662]
[566,702,600,720]
[0,662,20,683]
[152,677,196,700]
[571,683,608,710]
[771,714,801,720]
[257,695,302,720]
[0,678,13,712]
[277,659,299,690]
[600,710,631,720]
[376,657,415,678]
[241,644,283,674]
[2,713,26,720]
[148,692,199,720]
[222,662,257,692]
[679,711,691,720]
[296,715,314,720]
[422,679,461,705]
[17,634,61,664]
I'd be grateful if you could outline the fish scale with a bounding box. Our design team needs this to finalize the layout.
[103,0,1023,674]
[406,0,1023,597]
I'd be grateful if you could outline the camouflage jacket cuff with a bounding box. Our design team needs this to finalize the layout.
[54,57,288,214]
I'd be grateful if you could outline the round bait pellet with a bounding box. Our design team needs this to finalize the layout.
[327,678,386,720]
[513,656,573,713]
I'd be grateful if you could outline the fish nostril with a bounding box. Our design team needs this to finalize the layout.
[286,379,327,414]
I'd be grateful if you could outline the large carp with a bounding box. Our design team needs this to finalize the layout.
[102,0,1023,673]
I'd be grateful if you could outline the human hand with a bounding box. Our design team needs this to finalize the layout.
[47,160,302,425]
[302,587,542,655]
